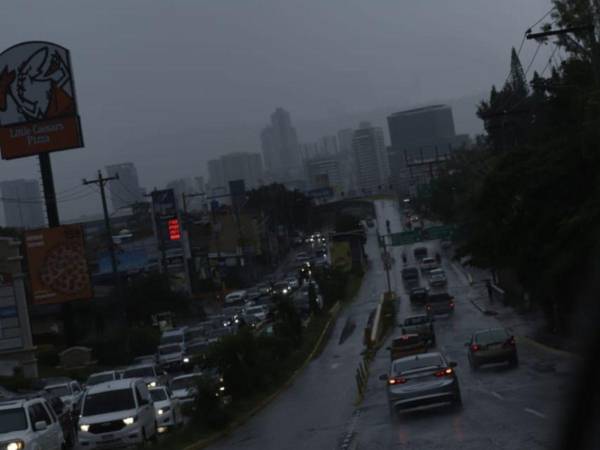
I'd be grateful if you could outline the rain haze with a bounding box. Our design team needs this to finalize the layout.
[0,0,552,221]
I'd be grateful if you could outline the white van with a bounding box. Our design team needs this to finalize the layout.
[78,379,157,448]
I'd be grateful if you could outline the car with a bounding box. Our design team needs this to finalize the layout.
[413,246,428,262]
[286,276,300,290]
[428,268,447,287]
[387,334,429,361]
[132,354,157,366]
[224,290,248,306]
[401,267,420,289]
[273,280,291,296]
[41,391,77,449]
[157,343,191,372]
[380,352,461,413]
[425,290,455,316]
[149,386,183,433]
[120,363,167,388]
[244,304,270,321]
[41,378,84,413]
[409,286,428,303]
[400,315,436,346]
[295,252,310,264]
[170,373,203,404]
[159,327,189,348]
[419,257,438,273]
[466,328,518,370]
[78,378,157,448]
[86,371,119,389]
[255,283,272,295]
[0,394,65,450]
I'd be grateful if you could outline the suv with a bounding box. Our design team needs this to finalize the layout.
[0,395,65,450]
[157,343,190,372]
[78,379,157,448]
[86,370,119,388]
[121,363,167,388]
[41,378,84,413]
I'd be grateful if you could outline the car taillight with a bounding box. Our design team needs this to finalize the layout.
[471,344,480,352]
[388,377,407,385]
[434,368,454,377]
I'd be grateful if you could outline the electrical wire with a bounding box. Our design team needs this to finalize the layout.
[527,6,557,33]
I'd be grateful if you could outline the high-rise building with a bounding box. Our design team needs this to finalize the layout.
[105,163,144,211]
[320,135,338,155]
[337,128,355,153]
[260,108,301,180]
[386,105,469,196]
[352,122,389,195]
[166,178,197,202]
[207,159,225,191]
[206,152,263,195]
[304,155,342,192]
[0,179,45,229]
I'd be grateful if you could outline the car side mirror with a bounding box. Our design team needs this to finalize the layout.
[378,374,388,381]
[34,421,48,432]
[448,361,457,368]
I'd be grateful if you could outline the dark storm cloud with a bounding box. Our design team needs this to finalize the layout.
[0,0,552,221]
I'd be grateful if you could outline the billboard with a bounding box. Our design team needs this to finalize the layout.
[0,41,83,159]
[25,225,92,304]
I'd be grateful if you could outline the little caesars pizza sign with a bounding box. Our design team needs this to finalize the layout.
[25,225,92,304]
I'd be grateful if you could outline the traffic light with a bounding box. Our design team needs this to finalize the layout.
[168,218,181,240]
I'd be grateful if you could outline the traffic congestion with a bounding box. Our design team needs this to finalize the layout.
[0,233,331,450]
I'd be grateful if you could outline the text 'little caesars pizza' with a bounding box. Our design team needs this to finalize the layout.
[40,243,89,295]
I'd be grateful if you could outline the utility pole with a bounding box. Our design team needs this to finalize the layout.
[83,170,121,297]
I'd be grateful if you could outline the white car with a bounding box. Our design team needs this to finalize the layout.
[224,290,248,306]
[42,378,84,413]
[419,257,438,273]
[78,379,157,448]
[86,370,119,388]
[121,363,167,389]
[149,386,183,433]
[157,343,190,371]
[244,304,270,321]
[170,373,203,404]
[159,327,189,348]
[0,395,65,450]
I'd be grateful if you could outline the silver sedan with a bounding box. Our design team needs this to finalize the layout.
[379,352,461,414]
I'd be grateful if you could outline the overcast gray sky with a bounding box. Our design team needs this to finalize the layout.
[0,0,553,221]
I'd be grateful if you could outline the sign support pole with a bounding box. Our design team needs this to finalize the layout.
[39,153,60,227]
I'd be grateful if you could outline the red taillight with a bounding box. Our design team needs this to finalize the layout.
[388,377,407,385]
[434,368,454,377]
[471,344,480,352]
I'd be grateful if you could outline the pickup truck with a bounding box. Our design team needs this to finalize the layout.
[400,314,436,345]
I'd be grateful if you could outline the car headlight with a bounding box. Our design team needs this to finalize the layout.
[6,440,25,450]
[219,386,225,391]
[148,381,157,388]
[123,416,136,426]
[183,357,190,363]
[157,407,170,415]
[79,424,90,432]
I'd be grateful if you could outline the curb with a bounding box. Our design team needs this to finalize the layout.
[183,302,342,450]
[518,335,580,359]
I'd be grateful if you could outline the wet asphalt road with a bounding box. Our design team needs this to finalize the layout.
[206,199,575,450]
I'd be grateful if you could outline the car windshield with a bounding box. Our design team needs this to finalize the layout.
[159,345,182,355]
[161,335,183,345]
[393,355,443,374]
[429,269,444,276]
[87,373,115,386]
[83,389,135,416]
[172,377,199,390]
[0,407,28,433]
[45,385,70,397]
[404,316,428,326]
[122,366,155,378]
[150,389,168,402]
[428,294,451,303]
[476,329,509,345]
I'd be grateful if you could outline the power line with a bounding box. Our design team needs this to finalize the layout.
[527,6,557,33]
[524,41,544,76]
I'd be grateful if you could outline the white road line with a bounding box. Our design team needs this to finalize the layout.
[491,391,503,400]
[524,408,546,419]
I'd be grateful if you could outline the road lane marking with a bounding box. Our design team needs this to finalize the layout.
[524,408,546,419]
[491,391,503,400]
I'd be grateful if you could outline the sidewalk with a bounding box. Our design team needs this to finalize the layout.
[449,250,581,356]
